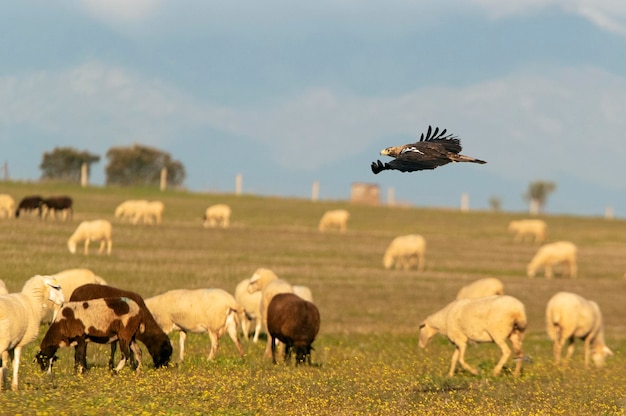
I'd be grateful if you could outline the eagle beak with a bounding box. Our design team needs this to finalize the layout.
[380,148,390,156]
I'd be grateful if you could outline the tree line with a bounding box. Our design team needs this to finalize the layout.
[39,144,186,187]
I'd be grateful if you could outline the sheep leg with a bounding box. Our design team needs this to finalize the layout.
[74,340,88,373]
[252,320,262,343]
[545,263,553,279]
[564,337,576,364]
[283,343,292,365]
[583,336,592,367]
[264,336,273,358]
[84,238,90,255]
[1,350,8,390]
[271,336,278,364]
[106,240,112,255]
[492,339,512,376]
[130,341,142,373]
[240,315,250,342]
[455,342,479,376]
[207,331,219,360]
[98,240,106,254]
[448,348,460,377]
[178,331,187,361]
[226,315,244,357]
[11,346,21,391]
[552,325,564,364]
[109,342,118,370]
[114,340,131,373]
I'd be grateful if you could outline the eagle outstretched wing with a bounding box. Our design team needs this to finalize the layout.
[371,126,486,174]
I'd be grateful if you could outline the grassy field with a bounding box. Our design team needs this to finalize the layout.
[1,180,625,415]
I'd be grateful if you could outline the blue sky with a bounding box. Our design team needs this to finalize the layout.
[2,1,626,216]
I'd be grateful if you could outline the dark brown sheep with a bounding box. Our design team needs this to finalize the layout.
[41,195,73,220]
[15,195,43,218]
[36,297,144,374]
[70,284,172,369]
[266,293,320,365]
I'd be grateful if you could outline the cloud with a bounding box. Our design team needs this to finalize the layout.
[2,62,626,190]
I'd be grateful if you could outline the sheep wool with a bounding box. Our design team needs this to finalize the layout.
[318,209,349,233]
[456,278,504,300]
[382,234,426,271]
[67,219,113,255]
[527,241,577,278]
[508,219,547,243]
[419,295,526,377]
[546,291,613,367]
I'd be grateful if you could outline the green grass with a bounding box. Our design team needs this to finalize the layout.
[1,181,626,415]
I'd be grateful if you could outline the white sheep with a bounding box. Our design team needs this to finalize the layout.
[0,194,15,219]
[114,200,148,222]
[247,268,294,357]
[67,219,113,255]
[0,280,7,296]
[141,200,164,225]
[382,234,426,271]
[293,285,314,303]
[508,219,547,243]
[318,209,350,233]
[419,295,527,377]
[145,288,244,361]
[527,241,577,279]
[0,275,65,391]
[234,278,263,342]
[545,291,613,367]
[203,204,231,228]
[455,278,504,300]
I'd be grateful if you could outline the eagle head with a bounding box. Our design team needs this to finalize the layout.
[380,146,401,157]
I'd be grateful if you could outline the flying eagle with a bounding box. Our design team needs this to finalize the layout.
[371,126,486,174]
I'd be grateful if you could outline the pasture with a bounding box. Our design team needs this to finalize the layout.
[1,181,626,415]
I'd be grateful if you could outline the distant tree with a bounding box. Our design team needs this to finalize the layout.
[105,144,185,187]
[488,196,502,212]
[524,180,556,214]
[39,147,100,183]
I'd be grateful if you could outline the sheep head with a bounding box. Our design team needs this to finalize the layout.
[67,239,77,254]
[44,277,65,306]
[35,350,58,374]
[591,345,614,367]
[418,322,438,348]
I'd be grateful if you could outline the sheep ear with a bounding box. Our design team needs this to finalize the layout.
[604,346,614,356]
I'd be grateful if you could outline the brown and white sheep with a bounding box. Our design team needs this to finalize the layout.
[247,268,294,357]
[545,291,613,367]
[0,194,15,219]
[70,284,173,370]
[419,295,527,377]
[455,278,504,300]
[382,234,426,271]
[234,278,263,342]
[267,293,320,365]
[36,297,145,374]
[318,209,350,233]
[67,219,113,255]
[145,288,244,361]
[508,219,547,243]
[527,241,577,279]
[203,204,231,228]
[0,275,64,391]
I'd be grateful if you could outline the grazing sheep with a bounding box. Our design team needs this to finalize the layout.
[70,284,172,370]
[0,275,64,391]
[267,293,320,365]
[419,295,527,377]
[0,194,15,219]
[36,297,144,375]
[318,209,350,233]
[293,285,314,303]
[382,234,426,271]
[508,219,547,243]
[234,278,263,342]
[545,291,613,367]
[67,219,113,255]
[527,241,577,279]
[146,288,244,361]
[114,200,148,222]
[203,204,232,228]
[15,195,43,218]
[455,278,504,300]
[142,201,164,225]
[247,268,294,357]
[0,280,7,296]
[41,196,73,221]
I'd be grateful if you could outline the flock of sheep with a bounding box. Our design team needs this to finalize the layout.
[0,193,613,392]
